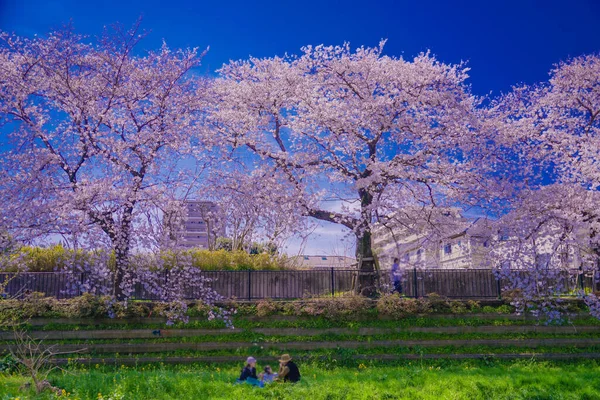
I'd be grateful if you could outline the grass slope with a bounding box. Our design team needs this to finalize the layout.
[2,361,600,399]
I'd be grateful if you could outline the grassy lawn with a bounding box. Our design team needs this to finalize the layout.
[2,360,600,399]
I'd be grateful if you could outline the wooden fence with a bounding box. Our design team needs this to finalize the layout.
[0,268,595,300]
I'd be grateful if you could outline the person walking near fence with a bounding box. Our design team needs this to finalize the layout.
[277,354,301,383]
[391,258,402,294]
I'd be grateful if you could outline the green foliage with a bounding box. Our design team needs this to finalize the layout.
[2,245,289,272]
[376,294,431,318]
[4,245,115,272]
[61,293,111,319]
[299,296,373,320]
[256,299,278,317]
[2,361,600,399]
[449,300,468,314]
[214,237,233,252]
[0,354,19,374]
[157,249,287,271]
[0,292,58,319]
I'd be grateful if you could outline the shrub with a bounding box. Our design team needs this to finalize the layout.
[2,246,289,272]
[303,296,372,320]
[416,299,433,314]
[377,294,421,318]
[496,304,513,314]
[467,300,481,312]
[60,293,107,318]
[0,354,19,374]
[481,305,496,313]
[449,300,468,314]
[4,245,115,272]
[256,299,278,317]
[19,292,58,318]
[281,301,304,316]
[187,249,285,271]
[426,293,451,313]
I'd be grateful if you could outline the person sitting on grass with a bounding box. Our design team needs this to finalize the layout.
[260,365,278,384]
[277,354,301,383]
[237,356,263,387]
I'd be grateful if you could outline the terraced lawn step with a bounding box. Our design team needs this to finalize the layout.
[0,328,236,340]
[23,313,587,326]
[3,338,600,355]
[3,325,599,340]
[50,352,600,365]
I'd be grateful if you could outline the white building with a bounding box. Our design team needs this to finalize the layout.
[290,255,356,269]
[372,209,479,269]
[372,209,593,270]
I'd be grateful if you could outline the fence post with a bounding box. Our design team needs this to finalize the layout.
[248,269,252,301]
[331,268,335,297]
[413,268,418,298]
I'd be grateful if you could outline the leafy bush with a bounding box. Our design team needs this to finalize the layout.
[496,304,513,314]
[2,246,290,272]
[377,294,429,318]
[2,245,114,272]
[281,301,304,316]
[186,249,287,270]
[449,300,468,314]
[256,299,278,317]
[61,293,108,318]
[14,292,57,318]
[467,300,481,312]
[479,304,513,314]
[426,293,452,313]
[0,354,19,374]
[300,296,372,320]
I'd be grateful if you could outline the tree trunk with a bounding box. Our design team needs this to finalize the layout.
[355,188,377,296]
[355,228,377,296]
[113,245,129,301]
[113,214,133,301]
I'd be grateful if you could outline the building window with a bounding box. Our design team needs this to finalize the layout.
[303,256,309,260]
[444,244,452,254]
[321,257,327,261]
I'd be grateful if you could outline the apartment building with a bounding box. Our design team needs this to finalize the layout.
[169,200,225,249]
[372,210,592,270]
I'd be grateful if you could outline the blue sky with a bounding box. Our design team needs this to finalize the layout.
[1,0,599,255]
[2,0,599,96]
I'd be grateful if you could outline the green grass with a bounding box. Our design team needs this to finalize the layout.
[40,344,600,360]
[18,315,599,332]
[2,360,600,399]
[2,330,599,346]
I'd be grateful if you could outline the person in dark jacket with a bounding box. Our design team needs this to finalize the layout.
[238,356,258,382]
[277,354,301,383]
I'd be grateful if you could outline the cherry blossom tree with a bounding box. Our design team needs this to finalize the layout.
[209,42,483,293]
[205,165,313,253]
[487,54,600,319]
[0,24,209,300]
